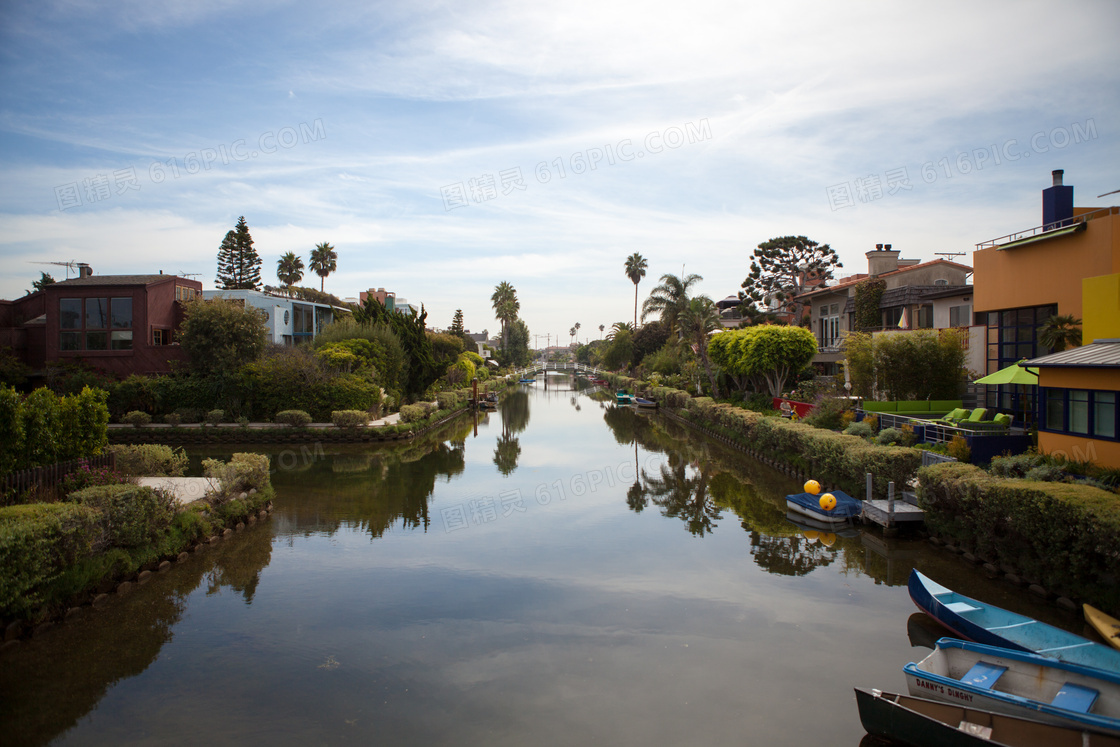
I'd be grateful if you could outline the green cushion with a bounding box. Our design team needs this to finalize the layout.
[929,400,964,411]
[967,408,989,422]
[943,408,969,421]
[862,402,897,413]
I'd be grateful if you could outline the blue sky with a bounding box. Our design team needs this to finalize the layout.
[2,0,1118,345]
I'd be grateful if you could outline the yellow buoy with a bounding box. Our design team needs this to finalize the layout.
[820,533,836,547]
[803,480,821,495]
[803,530,820,542]
[819,493,837,511]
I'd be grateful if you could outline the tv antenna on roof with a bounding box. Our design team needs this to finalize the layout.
[934,252,966,262]
[29,260,91,279]
[178,272,202,278]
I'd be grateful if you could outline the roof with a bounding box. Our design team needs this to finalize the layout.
[53,274,184,287]
[919,285,974,300]
[795,259,971,301]
[880,285,972,307]
[1025,339,1120,368]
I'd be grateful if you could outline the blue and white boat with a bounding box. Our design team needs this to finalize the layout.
[909,570,1120,673]
[785,489,861,525]
[616,391,635,405]
[904,638,1120,736]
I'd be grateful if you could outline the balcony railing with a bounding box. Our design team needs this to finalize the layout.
[975,206,1117,250]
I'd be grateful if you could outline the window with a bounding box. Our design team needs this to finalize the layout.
[1042,388,1120,441]
[60,296,133,352]
[983,303,1057,413]
[153,329,166,346]
[819,303,840,347]
[1046,390,1065,430]
[949,304,971,327]
[1069,390,1089,434]
[917,304,934,329]
[1095,392,1117,439]
[175,286,198,302]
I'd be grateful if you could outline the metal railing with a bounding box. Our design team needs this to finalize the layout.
[1,452,117,499]
[975,205,1117,250]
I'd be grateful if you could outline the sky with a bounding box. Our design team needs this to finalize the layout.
[1,0,1118,347]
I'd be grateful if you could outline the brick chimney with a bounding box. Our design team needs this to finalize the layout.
[866,243,899,277]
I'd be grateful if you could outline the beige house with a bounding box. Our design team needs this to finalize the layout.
[795,247,979,375]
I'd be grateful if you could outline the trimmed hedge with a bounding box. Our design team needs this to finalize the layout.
[202,453,271,501]
[399,404,427,423]
[331,410,368,428]
[680,396,920,497]
[275,410,312,427]
[108,444,188,477]
[0,502,102,616]
[918,462,1120,608]
[69,484,175,548]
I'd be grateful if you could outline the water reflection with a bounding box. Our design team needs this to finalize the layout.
[0,519,275,747]
[492,390,530,476]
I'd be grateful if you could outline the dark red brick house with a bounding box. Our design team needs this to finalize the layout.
[0,273,203,378]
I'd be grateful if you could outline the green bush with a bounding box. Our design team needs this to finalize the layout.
[163,412,182,427]
[917,462,1120,608]
[802,396,849,431]
[202,453,271,501]
[876,427,904,445]
[331,410,368,428]
[205,409,225,425]
[843,421,873,438]
[399,404,427,423]
[240,347,383,421]
[122,410,151,428]
[108,444,188,477]
[275,409,312,427]
[0,502,102,616]
[947,435,971,462]
[437,391,461,410]
[989,452,1042,478]
[1,385,110,474]
[69,484,175,548]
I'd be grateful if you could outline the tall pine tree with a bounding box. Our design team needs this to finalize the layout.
[216,216,262,290]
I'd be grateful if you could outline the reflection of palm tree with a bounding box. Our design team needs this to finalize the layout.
[749,533,835,577]
[626,440,646,511]
[500,390,531,434]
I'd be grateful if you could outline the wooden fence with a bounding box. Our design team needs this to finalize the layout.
[1,452,117,499]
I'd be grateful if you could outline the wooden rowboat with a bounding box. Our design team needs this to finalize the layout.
[1086,604,1120,653]
[855,686,1120,747]
[909,570,1120,673]
[904,638,1120,736]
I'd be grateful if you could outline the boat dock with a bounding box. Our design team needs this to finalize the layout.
[860,475,925,533]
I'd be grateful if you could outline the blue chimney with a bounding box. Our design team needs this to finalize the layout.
[1042,169,1073,230]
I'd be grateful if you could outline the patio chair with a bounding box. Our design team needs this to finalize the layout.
[931,407,970,425]
[970,413,1013,432]
[963,407,988,424]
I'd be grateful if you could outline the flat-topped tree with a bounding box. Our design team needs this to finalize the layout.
[739,235,841,320]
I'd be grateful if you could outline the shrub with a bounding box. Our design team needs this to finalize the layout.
[803,396,848,431]
[108,444,188,477]
[331,410,368,428]
[398,404,427,423]
[205,409,225,425]
[1026,464,1068,482]
[840,410,857,428]
[876,427,904,445]
[122,410,151,427]
[3,385,109,474]
[843,421,873,438]
[163,412,182,427]
[202,453,271,501]
[899,423,917,447]
[172,407,202,424]
[989,452,1041,478]
[59,464,132,495]
[275,410,312,427]
[69,484,175,548]
[917,462,1120,608]
[863,414,879,433]
[0,502,102,616]
[437,391,460,410]
[742,392,776,414]
[947,435,971,462]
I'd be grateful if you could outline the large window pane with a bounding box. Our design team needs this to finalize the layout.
[85,298,108,329]
[1095,392,1116,439]
[1069,390,1089,434]
[60,331,81,351]
[111,297,132,328]
[60,299,81,329]
[1045,390,1065,430]
[110,330,133,350]
[86,331,107,350]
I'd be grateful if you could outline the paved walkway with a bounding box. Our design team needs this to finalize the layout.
[108,411,408,430]
[137,476,220,506]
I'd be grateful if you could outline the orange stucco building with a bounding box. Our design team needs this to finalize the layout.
[973,170,1120,467]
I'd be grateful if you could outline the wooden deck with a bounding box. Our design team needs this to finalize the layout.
[862,490,926,527]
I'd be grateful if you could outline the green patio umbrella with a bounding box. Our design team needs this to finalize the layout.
[974,359,1038,385]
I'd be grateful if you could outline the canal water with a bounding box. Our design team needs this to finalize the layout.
[0,375,1093,746]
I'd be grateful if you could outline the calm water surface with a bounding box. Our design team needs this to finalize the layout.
[0,375,1094,746]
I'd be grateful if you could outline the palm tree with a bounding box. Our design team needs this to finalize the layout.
[1038,314,1082,352]
[599,324,605,339]
[309,242,337,292]
[641,272,702,337]
[624,253,648,329]
[574,322,581,344]
[678,296,722,398]
[569,326,577,346]
[607,321,633,340]
[490,281,519,353]
[276,252,304,294]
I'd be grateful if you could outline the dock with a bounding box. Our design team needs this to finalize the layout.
[860,475,925,532]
